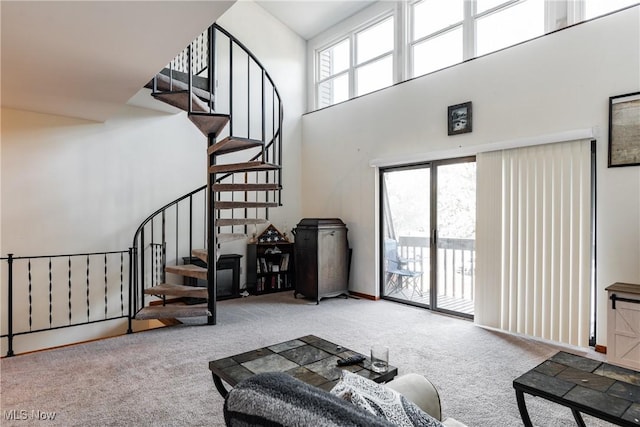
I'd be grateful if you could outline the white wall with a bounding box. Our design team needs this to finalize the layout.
[1,106,208,255]
[301,6,640,347]
[0,0,306,354]
[0,105,209,353]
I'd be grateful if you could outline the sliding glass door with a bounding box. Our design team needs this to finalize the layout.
[380,157,476,318]
[434,161,476,316]
[381,167,431,302]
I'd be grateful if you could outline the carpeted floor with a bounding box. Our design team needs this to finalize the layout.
[0,292,615,426]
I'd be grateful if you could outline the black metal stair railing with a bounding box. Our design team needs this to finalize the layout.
[132,23,283,322]
[130,186,207,318]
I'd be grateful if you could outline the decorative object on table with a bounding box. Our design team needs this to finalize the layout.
[256,224,290,243]
[448,101,472,136]
[608,91,640,167]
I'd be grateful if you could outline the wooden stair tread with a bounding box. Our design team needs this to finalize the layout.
[135,303,210,320]
[165,264,207,280]
[189,114,230,137]
[209,162,280,174]
[144,283,208,298]
[216,218,268,227]
[215,201,279,209]
[218,233,247,244]
[213,183,281,192]
[150,73,213,106]
[153,91,210,113]
[192,249,208,264]
[208,137,263,156]
[151,75,229,136]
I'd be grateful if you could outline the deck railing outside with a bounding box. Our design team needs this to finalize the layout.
[396,235,475,303]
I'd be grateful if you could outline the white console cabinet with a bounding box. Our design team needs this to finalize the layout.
[605,282,640,370]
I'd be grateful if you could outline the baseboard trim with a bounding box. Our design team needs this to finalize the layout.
[349,291,378,301]
[595,344,607,354]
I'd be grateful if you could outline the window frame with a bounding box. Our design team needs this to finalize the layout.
[315,37,351,109]
[314,10,398,109]
[354,14,396,97]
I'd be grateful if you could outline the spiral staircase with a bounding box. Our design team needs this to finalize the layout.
[130,24,283,326]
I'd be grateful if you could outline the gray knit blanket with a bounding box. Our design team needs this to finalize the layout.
[224,372,395,426]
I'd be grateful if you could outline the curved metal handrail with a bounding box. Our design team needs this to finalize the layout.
[131,185,206,250]
[212,24,282,110]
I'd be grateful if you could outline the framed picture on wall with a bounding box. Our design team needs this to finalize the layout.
[448,101,472,136]
[608,91,640,167]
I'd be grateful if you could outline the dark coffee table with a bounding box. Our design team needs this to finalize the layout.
[208,334,398,397]
[513,351,640,426]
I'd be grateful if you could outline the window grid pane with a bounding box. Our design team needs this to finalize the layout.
[317,74,349,108]
[412,27,463,77]
[356,55,393,96]
[476,0,544,57]
[356,16,394,65]
[413,0,463,41]
[318,39,349,80]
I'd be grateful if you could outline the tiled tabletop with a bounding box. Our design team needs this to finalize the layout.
[514,351,640,426]
[209,335,398,395]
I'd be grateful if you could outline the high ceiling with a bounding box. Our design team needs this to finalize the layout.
[0,1,375,122]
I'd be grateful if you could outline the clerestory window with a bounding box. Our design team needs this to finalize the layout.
[312,0,638,110]
[410,0,464,77]
[474,0,545,58]
[317,39,350,109]
[316,15,395,109]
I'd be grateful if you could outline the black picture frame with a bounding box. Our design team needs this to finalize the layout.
[608,91,640,167]
[448,101,472,136]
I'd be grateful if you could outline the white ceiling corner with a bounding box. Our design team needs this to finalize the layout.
[255,0,377,40]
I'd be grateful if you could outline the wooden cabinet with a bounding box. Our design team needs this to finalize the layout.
[247,242,294,294]
[605,282,640,370]
[293,218,349,304]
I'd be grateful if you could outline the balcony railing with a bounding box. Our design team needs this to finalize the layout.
[388,235,475,315]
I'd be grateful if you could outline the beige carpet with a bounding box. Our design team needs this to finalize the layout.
[0,292,614,426]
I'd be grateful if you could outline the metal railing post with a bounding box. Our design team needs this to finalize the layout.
[6,253,15,357]
[127,248,133,334]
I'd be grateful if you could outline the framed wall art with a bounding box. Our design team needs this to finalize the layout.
[608,91,640,167]
[448,101,472,136]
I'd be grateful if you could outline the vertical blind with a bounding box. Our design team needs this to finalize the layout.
[475,139,592,347]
